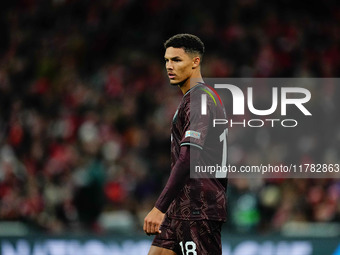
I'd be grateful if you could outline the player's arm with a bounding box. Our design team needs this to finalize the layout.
[143,145,200,235]
[155,145,200,212]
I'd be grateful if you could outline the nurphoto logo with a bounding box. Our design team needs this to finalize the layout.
[199,80,312,128]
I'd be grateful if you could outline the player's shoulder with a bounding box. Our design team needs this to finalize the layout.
[190,82,224,108]
[191,82,218,99]
[188,82,209,95]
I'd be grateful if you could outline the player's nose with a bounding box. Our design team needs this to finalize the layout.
[166,61,173,70]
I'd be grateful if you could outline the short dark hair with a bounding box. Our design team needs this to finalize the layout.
[164,34,205,57]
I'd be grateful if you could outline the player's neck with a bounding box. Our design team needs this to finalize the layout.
[179,72,203,95]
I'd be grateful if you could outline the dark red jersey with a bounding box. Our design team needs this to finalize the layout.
[166,82,228,221]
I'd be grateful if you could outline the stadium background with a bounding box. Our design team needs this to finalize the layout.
[0,0,339,254]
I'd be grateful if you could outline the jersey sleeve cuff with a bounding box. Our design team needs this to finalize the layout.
[154,202,167,214]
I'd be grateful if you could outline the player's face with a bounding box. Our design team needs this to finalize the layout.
[164,47,198,86]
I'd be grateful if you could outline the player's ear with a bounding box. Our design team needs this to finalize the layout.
[192,56,200,69]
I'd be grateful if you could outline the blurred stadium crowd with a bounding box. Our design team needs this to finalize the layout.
[0,0,339,234]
